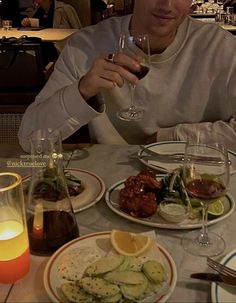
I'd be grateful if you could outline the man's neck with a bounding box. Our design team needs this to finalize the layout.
[149,32,177,54]
[129,17,177,55]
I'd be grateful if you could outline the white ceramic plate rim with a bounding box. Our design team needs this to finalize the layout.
[138,141,236,174]
[105,175,235,230]
[211,249,236,303]
[43,231,177,303]
[23,168,106,213]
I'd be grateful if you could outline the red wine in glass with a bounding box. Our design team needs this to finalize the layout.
[182,137,229,257]
[186,179,226,202]
[117,33,150,121]
[133,64,150,80]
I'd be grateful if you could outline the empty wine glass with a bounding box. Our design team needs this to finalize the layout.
[182,135,230,257]
[117,33,150,121]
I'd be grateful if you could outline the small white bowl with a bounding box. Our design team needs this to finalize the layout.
[159,201,189,223]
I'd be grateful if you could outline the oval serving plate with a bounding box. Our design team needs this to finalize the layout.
[138,141,236,174]
[43,231,177,303]
[105,175,235,230]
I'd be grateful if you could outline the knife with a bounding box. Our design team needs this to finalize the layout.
[191,273,223,283]
[191,273,236,285]
[140,146,230,165]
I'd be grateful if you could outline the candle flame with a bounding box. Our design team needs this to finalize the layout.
[0,221,23,240]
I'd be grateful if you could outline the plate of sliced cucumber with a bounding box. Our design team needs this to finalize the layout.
[43,231,177,303]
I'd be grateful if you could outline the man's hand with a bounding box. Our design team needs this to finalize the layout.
[79,53,141,100]
[21,18,31,27]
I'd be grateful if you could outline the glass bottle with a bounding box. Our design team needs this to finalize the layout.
[26,129,79,255]
[215,8,225,24]
[225,6,234,24]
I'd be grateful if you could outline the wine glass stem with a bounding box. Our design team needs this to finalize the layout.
[129,84,136,110]
[199,202,209,245]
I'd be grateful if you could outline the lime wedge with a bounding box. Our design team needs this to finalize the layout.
[208,199,224,218]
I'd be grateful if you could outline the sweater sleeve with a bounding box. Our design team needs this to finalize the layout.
[18,36,105,152]
[156,119,236,151]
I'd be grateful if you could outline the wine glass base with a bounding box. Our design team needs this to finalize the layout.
[182,230,226,257]
[117,107,144,121]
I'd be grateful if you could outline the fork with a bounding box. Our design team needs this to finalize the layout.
[207,257,236,277]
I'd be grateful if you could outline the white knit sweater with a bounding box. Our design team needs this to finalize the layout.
[19,15,236,151]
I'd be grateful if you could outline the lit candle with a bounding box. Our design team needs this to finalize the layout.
[0,220,30,284]
[0,172,30,284]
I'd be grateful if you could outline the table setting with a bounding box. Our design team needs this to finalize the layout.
[1,134,236,302]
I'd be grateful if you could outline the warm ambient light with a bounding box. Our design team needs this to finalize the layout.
[0,220,23,240]
[0,220,30,284]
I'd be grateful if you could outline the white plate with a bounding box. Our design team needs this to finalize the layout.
[105,175,235,230]
[43,231,177,303]
[23,168,105,213]
[211,249,236,303]
[138,141,236,174]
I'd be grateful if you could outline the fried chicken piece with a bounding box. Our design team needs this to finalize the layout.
[120,190,157,218]
[119,170,162,218]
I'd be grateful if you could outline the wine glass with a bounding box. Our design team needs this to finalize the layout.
[181,136,230,257]
[117,33,150,121]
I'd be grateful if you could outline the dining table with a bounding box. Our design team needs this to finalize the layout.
[1,142,236,303]
[0,28,78,42]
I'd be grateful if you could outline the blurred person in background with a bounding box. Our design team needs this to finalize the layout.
[21,0,82,66]
[21,0,82,28]
[19,0,236,152]
[0,0,21,27]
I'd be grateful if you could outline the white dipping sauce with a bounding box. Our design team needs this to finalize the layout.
[162,204,186,216]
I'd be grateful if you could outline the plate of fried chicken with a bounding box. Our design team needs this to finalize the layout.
[105,170,235,230]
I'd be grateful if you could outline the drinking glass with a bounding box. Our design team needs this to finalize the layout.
[0,172,30,284]
[181,136,230,257]
[225,6,234,24]
[117,33,150,121]
[2,20,12,30]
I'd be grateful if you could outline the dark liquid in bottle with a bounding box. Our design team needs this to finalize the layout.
[133,65,149,80]
[27,211,79,255]
[186,179,226,201]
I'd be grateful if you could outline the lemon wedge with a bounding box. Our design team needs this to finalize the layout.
[111,230,152,256]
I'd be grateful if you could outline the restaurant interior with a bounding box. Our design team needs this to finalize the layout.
[0,0,235,146]
[0,0,134,145]
[1,1,236,303]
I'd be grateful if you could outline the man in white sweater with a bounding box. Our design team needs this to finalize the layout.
[19,0,236,151]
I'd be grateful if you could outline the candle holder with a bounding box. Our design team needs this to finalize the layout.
[0,172,30,284]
